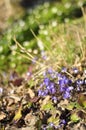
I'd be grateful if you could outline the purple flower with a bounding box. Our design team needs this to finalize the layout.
[57,74,73,99]
[72,67,78,74]
[40,83,44,88]
[66,86,73,92]
[46,85,50,90]
[60,85,65,92]
[38,90,43,96]
[38,90,47,96]
[55,119,66,129]
[58,76,69,92]
[49,122,54,127]
[0,87,3,94]
[68,79,72,84]
[47,68,57,79]
[52,96,57,103]
[50,87,56,94]
[84,78,86,85]
[41,91,47,96]
[26,72,31,76]
[75,79,83,91]
[47,68,53,74]
[49,82,55,88]
[48,82,56,94]
[51,73,57,79]
[61,67,67,73]
[63,91,70,99]
[76,79,83,86]
[43,71,47,77]
[44,78,50,86]
[63,76,69,84]
[44,89,48,95]
[60,76,69,84]
[60,119,66,125]
[54,125,60,129]
[41,51,47,60]
[32,56,38,64]
[57,73,62,80]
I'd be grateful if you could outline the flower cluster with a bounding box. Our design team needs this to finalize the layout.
[38,77,56,97]
[38,67,74,99]
[38,67,86,129]
[38,67,86,99]
[38,67,86,100]
[41,119,66,130]
[57,73,73,99]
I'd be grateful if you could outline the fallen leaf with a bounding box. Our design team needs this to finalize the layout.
[28,88,35,98]
[0,112,6,120]
[13,106,22,121]
[78,93,86,108]
[25,112,38,126]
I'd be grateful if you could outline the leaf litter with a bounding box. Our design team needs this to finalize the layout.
[0,60,86,130]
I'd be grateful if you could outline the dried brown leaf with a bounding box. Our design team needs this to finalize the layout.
[0,112,6,120]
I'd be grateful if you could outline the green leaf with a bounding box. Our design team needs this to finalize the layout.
[78,94,86,108]
[48,116,59,126]
[66,102,75,110]
[41,100,54,111]
[83,101,86,108]
[70,113,80,122]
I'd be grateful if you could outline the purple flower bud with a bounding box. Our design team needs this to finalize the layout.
[77,86,80,91]
[32,57,38,64]
[47,68,53,74]
[68,79,72,84]
[60,119,66,125]
[40,83,44,88]
[63,76,69,84]
[72,67,78,74]
[43,71,47,77]
[41,51,47,60]
[61,67,67,73]
[52,96,57,103]
[49,122,54,127]
[26,72,31,76]
[57,73,62,80]
[55,125,60,129]
[76,79,83,86]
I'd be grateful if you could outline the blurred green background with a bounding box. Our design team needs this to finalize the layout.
[0,0,86,73]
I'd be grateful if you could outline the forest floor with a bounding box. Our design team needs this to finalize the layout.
[0,1,86,130]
